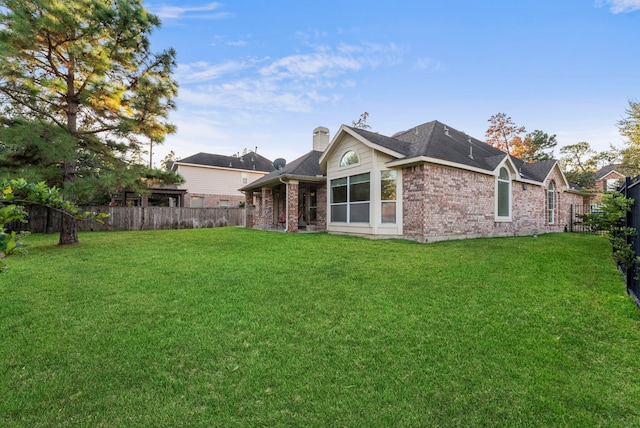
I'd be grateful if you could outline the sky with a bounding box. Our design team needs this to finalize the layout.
[142,0,640,167]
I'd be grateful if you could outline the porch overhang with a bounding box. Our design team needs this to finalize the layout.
[240,174,325,193]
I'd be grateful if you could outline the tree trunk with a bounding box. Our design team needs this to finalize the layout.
[59,208,78,245]
[58,159,79,246]
[60,66,80,246]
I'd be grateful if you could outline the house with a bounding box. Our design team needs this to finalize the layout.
[595,164,625,191]
[240,127,329,231]
[171,150,274,208]
[241,121,591,242]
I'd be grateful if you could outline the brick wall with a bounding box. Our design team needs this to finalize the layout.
[185,193,245,208]
[286,182,299,232]
[245,193,254,228]
[402,165,428,240]
[402,163,573,242]
[250,187,274,229]
[316,185,327,230]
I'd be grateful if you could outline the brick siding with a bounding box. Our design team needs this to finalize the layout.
[402,163,575,242]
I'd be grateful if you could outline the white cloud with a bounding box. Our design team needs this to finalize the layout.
[414,57,444,71]
[146,2,229,20]
[226,40,248,47]
[175,42,405,114]
[175,60,251,84]
[598,0,640,13]
[259,53,362,80]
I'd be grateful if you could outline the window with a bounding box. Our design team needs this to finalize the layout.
[381,170,397,223]
[241,173,248,185]
[190,196,204,208]
[496,167,511,220]
[606,179,619,191]
[330,173,370,223]
[340,150,359,167]
[219,200,229,208]
[547,181,555,224]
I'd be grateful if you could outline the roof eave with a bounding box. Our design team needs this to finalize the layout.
[386,155,546,185]
[239,173,325,192]
[174,161,273,174]
[386,156,496,177]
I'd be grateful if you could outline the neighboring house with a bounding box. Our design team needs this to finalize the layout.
[241,121,592,243]
[171,151,274,208]
[595,164,625,191]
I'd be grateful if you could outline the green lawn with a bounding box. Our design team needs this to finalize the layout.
[1,229,639,427]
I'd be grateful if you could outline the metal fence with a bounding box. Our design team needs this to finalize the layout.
[619,177,640,306]
[7,206,246,233]
[568,203,602,233]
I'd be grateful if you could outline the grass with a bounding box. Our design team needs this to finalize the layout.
[1,228,639,427]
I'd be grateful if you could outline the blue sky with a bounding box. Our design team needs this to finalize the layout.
[143,0,640,166]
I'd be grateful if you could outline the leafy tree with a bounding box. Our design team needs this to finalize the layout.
[486,114,558,162]
[618,100,640,176]
[352,112,371,130]
[559,142,600,188]
[0,0,178,245]
[559,142,621,189]
[520,130,558,162]
[485,113,526,157]
[580,191,637,269]
[1,178,107,272]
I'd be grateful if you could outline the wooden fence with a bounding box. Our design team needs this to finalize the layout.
[8,206,246,233]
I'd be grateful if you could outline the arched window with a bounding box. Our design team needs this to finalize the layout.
[547,181,556,224]
[496,167,511,220]
[340,150,359,167]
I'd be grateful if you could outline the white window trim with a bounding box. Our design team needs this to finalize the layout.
[380,170,397,224]
[548,181,556,224]
[330,172,371,224]
[339,150,360,168]
[495,167,512,222]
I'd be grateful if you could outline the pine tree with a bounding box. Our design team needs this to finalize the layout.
[0,0,178,245]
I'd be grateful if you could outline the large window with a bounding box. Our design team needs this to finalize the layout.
[331,173,370,223]
[381,170,397,223]
[496,167,511,220]
[547,181,555,224]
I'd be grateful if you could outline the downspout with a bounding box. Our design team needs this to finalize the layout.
[279,177,288,231]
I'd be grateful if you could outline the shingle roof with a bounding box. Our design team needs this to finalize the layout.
[353,120,557,181]
[512,158,556,182]
[240,151,324,191]
[242,120,560,192]
[175,151,275,173]
[352,120,508,171]
[595,164,623,180]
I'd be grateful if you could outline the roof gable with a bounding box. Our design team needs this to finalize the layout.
[319,125,408,167]
[595,164,624,180]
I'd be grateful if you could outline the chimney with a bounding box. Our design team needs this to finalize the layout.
[313,126,330,152]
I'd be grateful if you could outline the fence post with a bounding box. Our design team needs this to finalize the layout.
[569,204,574,232]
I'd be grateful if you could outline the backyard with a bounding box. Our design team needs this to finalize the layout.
[1,229,639,427]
